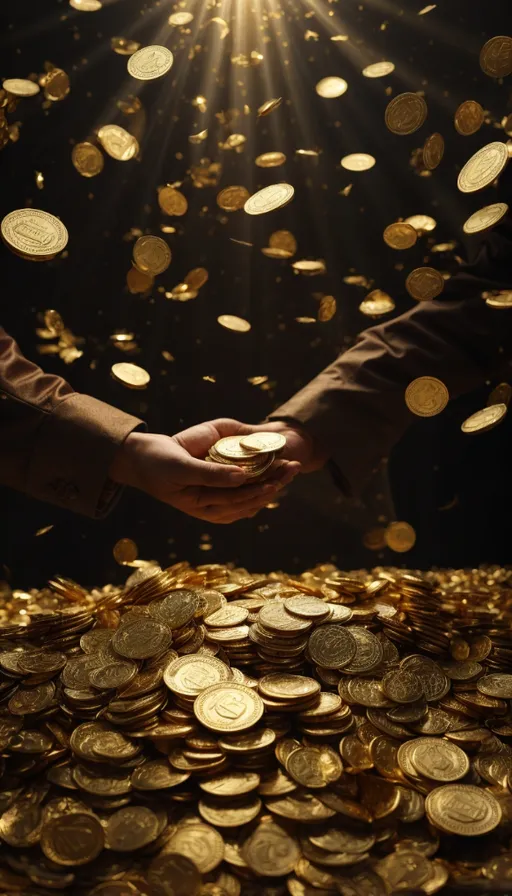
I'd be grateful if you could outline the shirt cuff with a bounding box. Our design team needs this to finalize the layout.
[26,393,145,518]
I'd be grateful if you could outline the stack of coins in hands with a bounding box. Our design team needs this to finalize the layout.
[207,431,287,479]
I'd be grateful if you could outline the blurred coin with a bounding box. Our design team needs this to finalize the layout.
[3,78,40,96]
[111,362,150,389]
[463,202,508,233]
[383,222,417,249]
[244,184,294,215]
[385,93,427,134]
[217,315,251,332]
[133,235,171,275]
[423,133,444,169]
[405,376,449,417]
[315,77,348,98]
[454,100,484,136]
[362,61,395,78]
[341,153,375,171]
[98,125,138,161]
[405,267,445,301]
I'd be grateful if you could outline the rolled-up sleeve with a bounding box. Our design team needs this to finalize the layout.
[0,327,144,517]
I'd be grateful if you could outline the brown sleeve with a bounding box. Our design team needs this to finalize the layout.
[270,217,512,497]
[0,326,145,517]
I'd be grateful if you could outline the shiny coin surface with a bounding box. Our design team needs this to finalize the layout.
[461,403,507,434]
[423,132,445,169]
[477,673,512,698]
[240,432,286,453]
[426,784,502,835]
[362,61,395,78]
[457,142,509,193]
[127,45,173,79]
[463,202,508,234]
[340,153,375,171]
[485,291,512,308]
[217,314,251,332]
[41,812,104,866]
[133,235,171,275]
[315,77,348,98]
[3,78,40,96]
[164,655,231,697]
[405,267,445,301]
[259,673,320,700]
[70,0,102,8]
[217,186,250,211]
[113,618,171,657]
[111,362,150,389]
[385,93,427,135]
[411,737,470,781]
[168,11,194,24]
[479,35,512,77]
[257,97,282,116]
[308,624,356,669]
[454,100,484,136]
[158,186,188,215]
[194,682,264,732]
[1,209,68,259]
[164,823,224,873]
[286,745,342,788]
[383,222,417,250]
[359,289,395,316]
[98,125,138,161]
[255,151,286,168]
[244,183,294,215]
[405,376,449,417]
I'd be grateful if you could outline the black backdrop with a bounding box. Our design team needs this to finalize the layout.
[1,0,511,589]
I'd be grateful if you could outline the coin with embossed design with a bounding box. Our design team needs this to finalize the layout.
[463,202,508,234]
[457,142,509,193]
[308,624,356,669]
[127,45,173,80]
[242,822,300,876]
[454,100,484,136]
[164,655,231,697]
[164,823,224,873]
[405,267,445,301]
[423,132,444,169]
[41,812,104,866]
[194,682,264,732]
[480,36,512,77]
[1,209,68,259]
[405,376,449,417]
[385,93,427,135]
[425,784,501,835]
[410,737,469,781]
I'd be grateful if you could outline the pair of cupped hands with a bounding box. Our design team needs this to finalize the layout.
[109,419,328,523]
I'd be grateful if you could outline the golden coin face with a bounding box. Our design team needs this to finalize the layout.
[113,538,138,564]
[359,289,395,317]
[405,267,445,301]
[343,626,383,673]
[194,682,264,732]
[376,851,431,891]
[385,93,428,135]
[214,436,257,460]
[44,68,70,101]
[454,100,484,136]
[259,672,320,699]
[383,222,417,250]
[98,125,138,161]
[71,142,104,177]
[111,362,150,389]
[133,235,171,275]
[463,202,508,234]
[405,214,437,233]
[425,784,502,836]
[269,229,297,254]
[3,78,40,96]
[477,673,512,698]
[127,45,174,80]
[255,151,286,168]
[385,521,417,553]
[164,823,224,873]
[164,655,231,697]
[244,183,294,215]
[405,376,449,417]
[242,822,300,876]
[216,186,250,211]
[480,35,512,78]
[308,624,356,669]
[422,132,444,170]
[240,432,286,453]
[461,403,507,434]
[286,745,342,788]
[315,77,348,98]
[158,186,188,215]
[217,314,251,332]
[457,142,509,193]
[362,61,395,78]
[410,738,469,782]
[168,11,194,24]
[41,812,104,866]
[1,208,68,258]
[200,769,260,796]
[149,854,201,896]
[382,669,423,703]
[341,153,375,171]
[257,97,282,116]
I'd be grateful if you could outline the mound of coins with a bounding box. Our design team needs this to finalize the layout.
[207,432,286,479]
[0,561,511,895]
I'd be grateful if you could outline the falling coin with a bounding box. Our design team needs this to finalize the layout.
[383,222,417,250]
[405,376,449,417]
[362,61,395,78]
[385,521,417,553]
[217,186,250,211]
[341,153,375,171]
[422,132,444,170]
[98,125,138,161]
[217,315,251,332]
[461,403,507,434]
[3,78,40,96]
[255,151,286,168]
[133,236,172,275]
[457,142,509,193]
[244,184,294,215]
[454,100,484,136]
[315,77,348,98]
[71,142,104,177]
[405,267,445,301]
[257,97,282,116]
[479,35,512,78]
[385,93,428,135]
[463,202,508,234]
[127,45,174,80]
[1,209,68,260]
[359,290,395,317]
[111,362,150,389]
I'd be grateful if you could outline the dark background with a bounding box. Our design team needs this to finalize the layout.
[1,0,511,589]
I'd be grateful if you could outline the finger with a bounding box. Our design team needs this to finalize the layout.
[200,491,282,522]
[181,458,248,488]
[258,459,301,485]
[194,480,277,509]
[208,418,261,439]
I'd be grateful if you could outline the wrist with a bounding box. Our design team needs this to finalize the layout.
[109,431,146,487]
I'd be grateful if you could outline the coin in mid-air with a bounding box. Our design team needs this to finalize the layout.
[3,78,40,96]
[405,376,449,416]
[244,184,294,215]
[479,35,512,78]
[461,403,507,434]
[457,142,509,193]
[315,77,348,98]
[385,93,428,135]
[422,132,444,170]
[133,235,171,275]
[127,45,174,79]
[217,186,250,211]
[405,267,445,301]
[383,222,417,250]
[98,125,138,161]
[385,521,416,553]
[362,61,395,78]
[454,100,484,136]
[158,186,188,215]
[359,290,395,317]
[257,97,282,116]
[111,362,150,389]
[463,202,508,234]
[169,11,194,25]
[341,153,375,171]
[485,291,512,308]
[70,0,102,9]
[71,142,104,177]
[1,209,68,259]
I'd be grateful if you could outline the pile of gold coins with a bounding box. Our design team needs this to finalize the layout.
[207,432,287,479]
[0,562,511,895]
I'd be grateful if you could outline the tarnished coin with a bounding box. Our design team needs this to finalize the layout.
[89,661,137,690]
[1,209,68,259]
[405,267,445,301]
[240,432,287,453]
[111,362,150,389]
[3,78,40,96]
[8,681,55,715]
[17,650,66,674]
[158,186,188,215]
[315,77,348,98]
[308,624,357,669]
[405,376,449,417]
[133,236,171,275]
[457,142,509,193]
[127,45,173,80]
[149,854,201,896]
[341,153,375,171]
[362,61,395,78]
[98,125,138,161]
[194,682,264,732]
[259,673,320,700]
[41,812,104,866]
[461,403,507,434]
[106,806,160,851]
[164,823,224,873]
[463,202,508,234]
[359,289,395,317]
[385,93,428,135]
[425,784,502,835]
[255,151,286,168]
[164,655,231,697]
[382,670,424,704]
[454,100,484,136]
[477,673,512,698]
[385,521,417,553]
[286,745,342,788]
[479,35,512,78]
[242,822,300,876]
[244,184,294,215]
[217,186,250,211]
[383,222,417,250]
[422,132,445,170]
[410,737,469,781]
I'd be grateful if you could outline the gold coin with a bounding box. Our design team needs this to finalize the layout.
[292,259,326,274]
[106,806,160,851]
[425,784,502,835]
[477,673,512,698]
[385,93,428,135]
[242,822,300,876]
[286,745,342,788]
[206,605,248,626]
[43,68,70,101]
[400,654,449,701]
[111,37,141,55]
[217,315,251,332]
[169,11,194,25]
[405,376,449,417]
[185,267,209,289]
[240,432,286,453]
[72,142,104,177]
[194,682,264,732]
[461,403,507,434]
[457,142,509,193]
[158,186,188,215]
[113,618,171,658]
[199,770,260,796]
[259,673,320,700]
[98,125,138,161]
[255,151,286,168]
[385,521,417,553]
[41,812,104,866]
[405,214,437,234]
[1,208,69,260]
[244,183,294,215]
[463,202,508,234]
[269,229,297,254]
[199,795,261,827]
[487,382,512,407]
[479,35,512,78]
[359,289,395,317]
[307,624,356,669]
[257,97,282,116]
[485,291,512,308]
[127,45,173,80]
[315,77,348,98]
[43,308,65,335]
[318,295,336,321]
[382,670,424,703]
[362,61,395,78]
[164,823,224,873]
[217,186,250,211]
[113,538,138,564]
[405,267,445,301]
[411,737,469,781]
[454,100,484,136]
[111,362,150,389]
[133,235,171,275]
[149,854,201,896]
[283,595,330,620]
[376,851,431,891]
[164,655,232,697]
[131,760,189,791]
[127,266,153,293]
[423,132,445,169]
[383,222,418,250]
[340,153,375,171]
[70,0,102,8]
[3,78,40,96]
[214,436,257,461]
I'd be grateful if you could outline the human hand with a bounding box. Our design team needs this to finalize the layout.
[230,420,329,473]
[109,419,301,523]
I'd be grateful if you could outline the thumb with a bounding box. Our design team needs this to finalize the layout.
[182,458,248,488]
